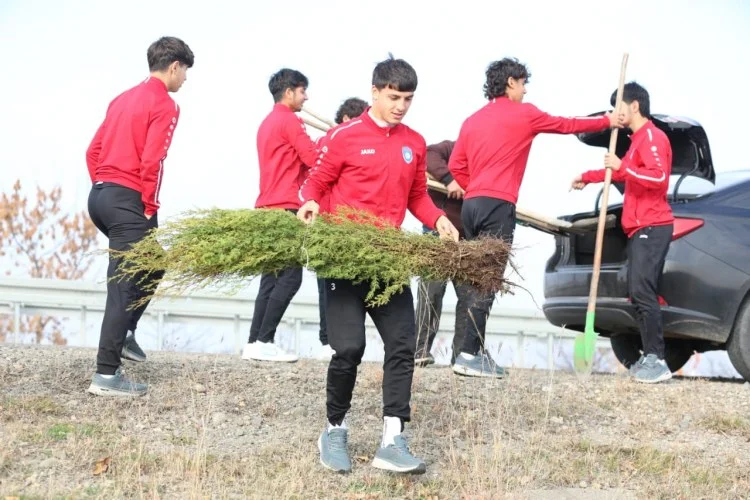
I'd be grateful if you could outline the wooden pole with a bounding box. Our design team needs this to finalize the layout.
[301,107,336,129]
[301,116,330,133]
[586,54,629,328]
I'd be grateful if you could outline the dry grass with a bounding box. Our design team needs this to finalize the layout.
[700,414,750,436]
[1,344,749,499]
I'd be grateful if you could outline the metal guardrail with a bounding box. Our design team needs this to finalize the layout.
[0,277,603,369]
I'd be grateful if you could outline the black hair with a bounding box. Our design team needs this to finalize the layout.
[483,57,530,100]
[268,68,309,103]
[334,97,368,124]
[147,36,194,72]
[372,53,418,92]
[611,81,651,118]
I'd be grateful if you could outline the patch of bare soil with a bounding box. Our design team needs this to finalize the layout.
[1,344,749,499]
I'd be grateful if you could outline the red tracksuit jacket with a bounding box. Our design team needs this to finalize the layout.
[582,120,674,237]
[255,103,319,210]
[299,109,445,229]
[310,133,333,213]
[86,77,180,216]
[449,96,612,205]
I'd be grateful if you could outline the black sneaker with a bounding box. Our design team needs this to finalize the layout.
[121,332,147,362]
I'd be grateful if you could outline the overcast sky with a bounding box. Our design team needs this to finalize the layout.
[1,0,748,311]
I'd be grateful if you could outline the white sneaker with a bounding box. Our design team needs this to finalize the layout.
[242,341,298,363]
[241,342,255,360]
[317,344,335,359]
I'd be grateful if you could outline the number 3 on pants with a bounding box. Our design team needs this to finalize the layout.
[330,282,336,291]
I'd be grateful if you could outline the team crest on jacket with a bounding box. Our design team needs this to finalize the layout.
[402,146,413,164]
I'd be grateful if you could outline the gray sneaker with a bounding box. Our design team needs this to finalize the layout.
[121,332,147,362]
[452,352,506,378]
[628,355,645,375]
[87,367,148,397]
[372,435,426,474]
[318,427,352,473]
[633,354,672,384]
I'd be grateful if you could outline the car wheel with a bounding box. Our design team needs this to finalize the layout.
[609,334,694,372]
[727,299,750,381]
[665,342,697,373]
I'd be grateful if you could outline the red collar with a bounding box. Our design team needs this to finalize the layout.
[273,103,294,113]
[628,120,654,141]
[145,76,168,92]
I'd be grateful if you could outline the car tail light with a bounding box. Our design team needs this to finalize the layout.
[626,295,668,306]
[672,217,703,240]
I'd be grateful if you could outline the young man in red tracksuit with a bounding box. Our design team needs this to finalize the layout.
[448,57,618,378]
[572,82,674,384]
[241,68,320,364]
[85,36,194,397]
[314,97,369,359]
[298,57,459,474]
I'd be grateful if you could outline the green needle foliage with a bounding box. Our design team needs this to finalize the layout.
[112,208,516,306]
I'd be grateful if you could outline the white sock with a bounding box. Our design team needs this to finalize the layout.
[381,416,402,447]
[99,374,115,379]
[460,352,475,360]
[328,419,347,432]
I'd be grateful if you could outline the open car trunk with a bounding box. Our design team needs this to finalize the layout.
[540,205,632,304]
[538,206,629,269]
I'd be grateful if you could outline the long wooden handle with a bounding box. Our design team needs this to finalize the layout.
[302,107,336,129]
[587,53,629,315]
[301,116,330,133]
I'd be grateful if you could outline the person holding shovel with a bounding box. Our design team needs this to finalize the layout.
[448,57,619,378]
[571,82,674,384]
[298,56,459,474]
